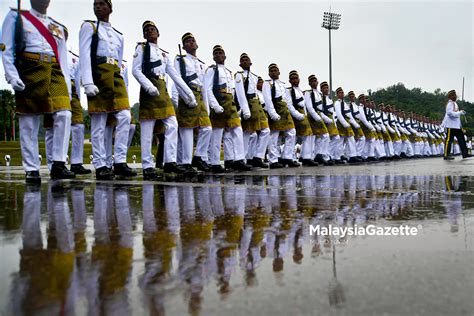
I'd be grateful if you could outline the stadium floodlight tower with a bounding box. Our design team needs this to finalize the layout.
[321,11,341,99]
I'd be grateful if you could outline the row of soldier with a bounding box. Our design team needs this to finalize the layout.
[8,174,464,314]
[1,0,461,184]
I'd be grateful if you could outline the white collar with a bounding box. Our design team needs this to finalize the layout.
[30,8,47,19]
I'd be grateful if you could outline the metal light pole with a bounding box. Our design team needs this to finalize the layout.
[322,11,341,99]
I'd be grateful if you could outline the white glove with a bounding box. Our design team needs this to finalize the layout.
[84,84,99,96]
[344,124,350,129]
[375,125,381,132]
[371,126,376,132]
[298,101,305,108]
[10,78,25,91]
[296,113,305,121]
[242,111,251,120]
[213,105,224,114]
[460,110,466,115]
[147,86,159,96]
[323,117,332,125]
[270,112,281,121]
[185,94,197,108]
[354,123,361,129]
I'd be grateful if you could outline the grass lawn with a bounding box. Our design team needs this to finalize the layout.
[0,141,152,166]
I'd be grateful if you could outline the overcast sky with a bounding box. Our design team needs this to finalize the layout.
[1,0,473,108]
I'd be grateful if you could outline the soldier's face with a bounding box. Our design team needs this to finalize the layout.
[257,79,263,91]
[309,79,318,89]
[337,90,344,99]
[144,25,159,42]
[321,86,329,95]
[289,76,299,87]
[30,0,50,12]
[269,68,280,80]
[94,0,112,20]
[240,57,252,70]
[360,97,366,105]
[450,93,457,101]
[213,50,226,64]
[183,37,198,52]
[349,95,355,102]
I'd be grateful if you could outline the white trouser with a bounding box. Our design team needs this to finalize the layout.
[363,138,375,159]
[404,140,414,156]
[105,125,114,168]
[314,133,330,160]
[385,141,394,157]
[45,128,54,170]
[356,136,366,157]
[71,124,85,165]
[267,129,296,163]
[253,128,270,159]
[141,116,178,169]
[424,142,432,155]
[343,136,357,158]
[375,139,386,158]
[243,131,257,159]
[210,126,245,165]
[178,126,212,164]
[91,110,130,169]
[393,139,402,155]
[329,135,341,160]
[128,124,136,149]
[25,111,71,172]
[301,135,315,160]
[430,143,437,155]
[414,141,422,155]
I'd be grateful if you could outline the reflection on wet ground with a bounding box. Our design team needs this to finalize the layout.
[0,174,473,315]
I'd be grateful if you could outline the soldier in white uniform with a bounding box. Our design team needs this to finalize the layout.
[132,20,197,178]
[347,91,369,160]
[303,75,333,165]
[174,32,213,172]
[354,94,377,161]
[2,0,74,183]
[79,0,136,180]
[262,63,299,168]
[286,70,317,166]
[442,90,470,159]
[205,45,252,172]
[334,87,362,163]
[234,53,270,168]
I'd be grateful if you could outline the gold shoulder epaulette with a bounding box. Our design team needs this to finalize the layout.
[49,17,66,29]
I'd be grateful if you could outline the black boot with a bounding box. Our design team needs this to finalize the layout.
[282,159,301,168]
[143,167,160,180]
[51,161,76,180]
[251,157,269,168]
[302,159,319,166]
[163,162,187,174]
[224,160,234,170]
[182,164,199,175]
[314,154,326,164]
[192,156,211,171]
[25,170,41,184]
[71,163,92,175]
[96,166,115,180]
[348,157,363,163]
[270,162,284,169]
[335,159,347,165]
[324,159,335,166]
[367,156,378,162]
[444,156,455,160]
[233,160,252,171]
[212,164,228,173]
[113,163,137,177]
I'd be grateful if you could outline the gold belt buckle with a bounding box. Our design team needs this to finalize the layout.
[40,53,52,63]
[106,57,115,65]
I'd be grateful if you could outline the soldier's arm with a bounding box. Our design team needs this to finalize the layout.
[165,57,195,101]
[284,89,303,120]
[204,67,220,110]
[446,102,462,118]
[262,81,278,118]
[234,72,250,117]
[335,101,350,127]
[2,11,20,84]
[358,106,374,130]
[57,27,71,98]
[79,22,94,86]
[303,92,321,121]
[131,44,154,91]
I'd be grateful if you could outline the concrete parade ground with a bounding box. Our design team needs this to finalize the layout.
[0,157,473,315]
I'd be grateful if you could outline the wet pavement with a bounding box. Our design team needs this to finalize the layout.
[0,158,473,316]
